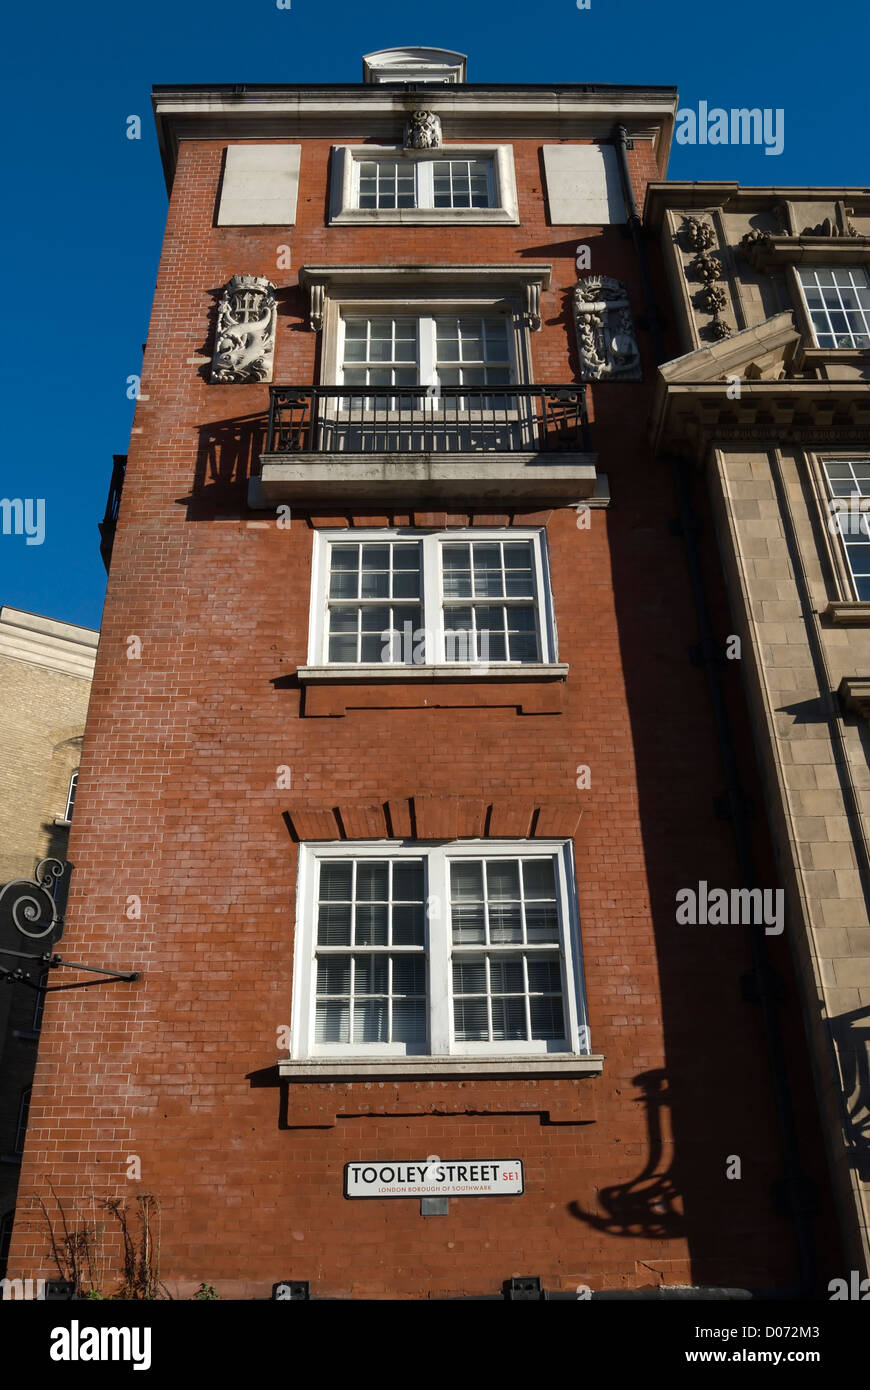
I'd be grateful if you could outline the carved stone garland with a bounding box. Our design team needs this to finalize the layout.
[682,217,732,340]
[573,276,641,381]
[211,274,277,384]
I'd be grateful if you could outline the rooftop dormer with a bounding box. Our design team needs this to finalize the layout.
[362,46,467,85]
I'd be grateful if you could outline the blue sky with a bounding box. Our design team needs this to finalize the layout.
[1,0,866,631]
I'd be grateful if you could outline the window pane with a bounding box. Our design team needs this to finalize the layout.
[453,997,489,1041]
[451,861,484,900]
[328,633,358,662]
[527,959,563,993]
[356,862,389,901]
[329,569,358,600]
[489,904,523,943]
[392,1000,426,1042]
[355,955,389,995]
[393,860,424,900]
[316,1000,349,1043]
[393,956,425,995]
[522,858,556,897]
[491,997,526,1041]
[356,903,388,945]
[317,902,352,945]
[316,958,350,995]
[452,903,486,943]
[453,958,487,994]
[473,544,503,596]
[320,862,352,900]
[489,958,524,993]
[354,1000,388,1043]
[508,630,539,662]
[392,903,425,945]
[329,608,359,634]
[525,903,559,942]
[442,544,472,597]
[484,318,508,355]
[529,995,565,1040]
[487,860,520,900]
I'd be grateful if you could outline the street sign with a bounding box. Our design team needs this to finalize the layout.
[344,1159,524,1199]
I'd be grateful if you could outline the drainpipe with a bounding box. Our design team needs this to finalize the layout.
[611,127,817,1295]
[613,125,665,364]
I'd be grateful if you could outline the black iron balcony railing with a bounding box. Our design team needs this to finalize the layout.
[266,385,590,455]
[98,454,126,572]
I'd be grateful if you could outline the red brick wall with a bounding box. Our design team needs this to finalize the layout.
[7,133,838,1298]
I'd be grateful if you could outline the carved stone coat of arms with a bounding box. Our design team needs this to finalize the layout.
[573,275,642,382]
[403,110,442,150]
[211,274,277,384]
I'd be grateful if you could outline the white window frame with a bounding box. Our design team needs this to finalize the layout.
[820,456,870,601]
[64,770,78,823]
[290,839,589,1061]
[796,265,870,350]
[308,527,558,667]
[14,1086,31,1154]
[311,277,538,390]
[336,311,518,396]
[353,156,495,212]
[329,145,519,226]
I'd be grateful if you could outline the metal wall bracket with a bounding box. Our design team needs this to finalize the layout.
[420,1197,449,1216]
[272,1281,310,1300]
[505,1276,546,1301]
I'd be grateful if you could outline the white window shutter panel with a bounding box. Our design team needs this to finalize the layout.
[217,145,302,226]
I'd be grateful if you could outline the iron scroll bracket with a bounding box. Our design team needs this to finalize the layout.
[0,860,139,987]
[0,946,139,987]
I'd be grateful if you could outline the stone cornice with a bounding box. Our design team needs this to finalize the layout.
[741,235,870,272]
[644,181,870,230]
[0,606,98,680]
[299,263,551,288]
[650,380,870,457]
[152,86,676,189]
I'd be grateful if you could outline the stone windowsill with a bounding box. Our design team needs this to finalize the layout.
[297,663,569,683]
[329,208,520,228]
[794,345,870,373]
[278,1054,604,1079]
[823,601,870,627]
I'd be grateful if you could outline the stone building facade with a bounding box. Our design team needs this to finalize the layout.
[4,50,844,1298]
[647,183,870,1278]
[0,607,97,1273]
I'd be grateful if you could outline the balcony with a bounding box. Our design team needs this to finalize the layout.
[98,454,126,572]
[250,386,598,509]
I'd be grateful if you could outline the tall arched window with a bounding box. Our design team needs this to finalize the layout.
[64,770,78,823]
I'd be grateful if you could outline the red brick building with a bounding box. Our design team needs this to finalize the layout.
[6,46,840,1299]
